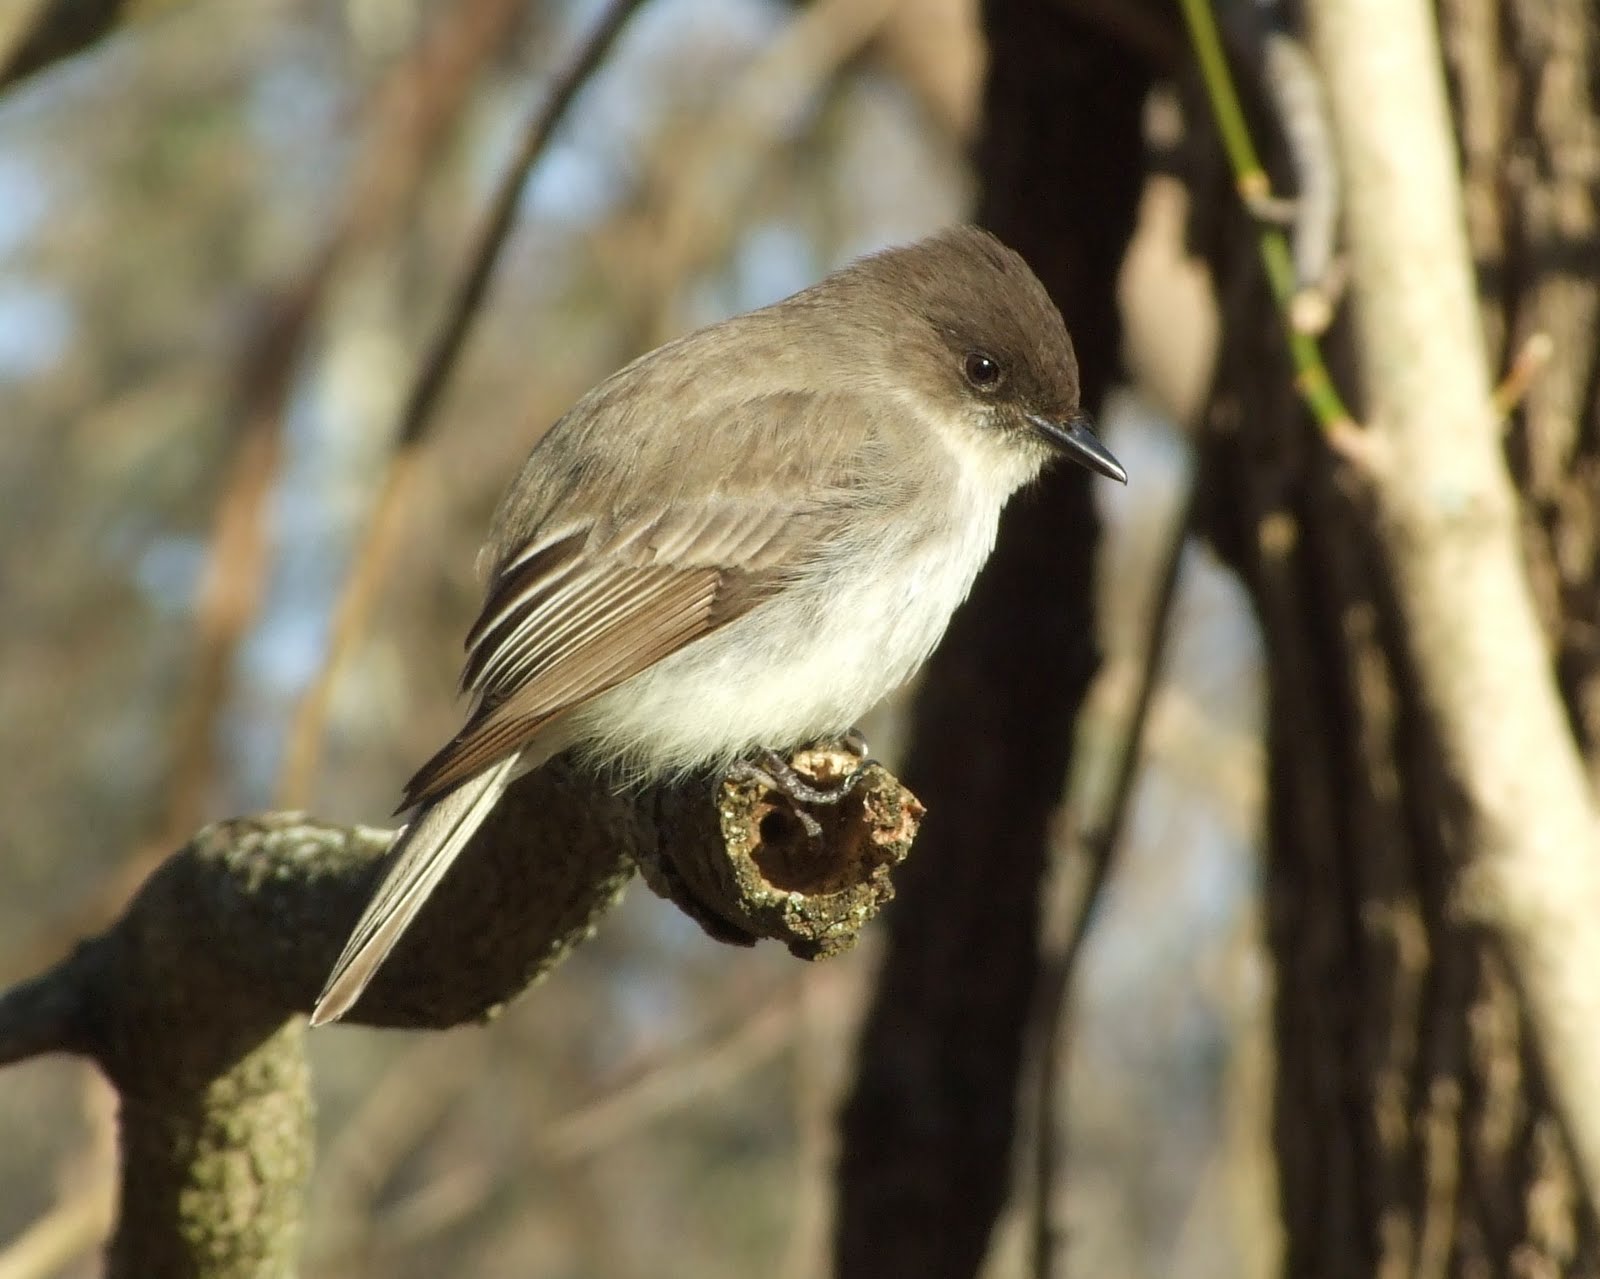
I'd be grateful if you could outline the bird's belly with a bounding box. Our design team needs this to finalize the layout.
[568,512,998,779]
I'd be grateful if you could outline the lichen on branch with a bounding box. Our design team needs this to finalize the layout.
[0,748,921,1277]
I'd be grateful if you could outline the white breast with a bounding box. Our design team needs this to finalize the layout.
[566,457,1012,780]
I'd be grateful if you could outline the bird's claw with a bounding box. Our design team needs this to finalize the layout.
[727,740,878,839]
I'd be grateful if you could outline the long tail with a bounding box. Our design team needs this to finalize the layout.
[310,753,520,1026]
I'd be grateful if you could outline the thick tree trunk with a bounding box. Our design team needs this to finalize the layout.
[1188,1,1600,1273]
[838,1,1600,1276]
[833,2,1153,1274]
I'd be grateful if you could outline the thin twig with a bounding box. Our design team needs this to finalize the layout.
[313,1029,494,1259]
[1175,0,1356,436]
[0,1177,113,1279]
[276,0,651,807]
[0,1070,121,1279]
[1029,473,1198,1279]
[275,450,419,808]
[0,0,56,92]
[400,0,650,453]
[1261,32,1340,298]
[539,996,794,1163]
[329,984,803,1266]
[1491,331,1554,420]
[0,0,194,91]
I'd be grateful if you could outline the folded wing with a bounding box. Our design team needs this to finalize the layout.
[400,501,820,809]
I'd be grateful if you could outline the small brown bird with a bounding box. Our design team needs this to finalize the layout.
[312,225,1125,1025]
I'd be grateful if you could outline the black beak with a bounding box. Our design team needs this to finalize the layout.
[1025,411,1127,484]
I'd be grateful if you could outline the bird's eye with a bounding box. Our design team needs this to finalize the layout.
[963,351,1004,390]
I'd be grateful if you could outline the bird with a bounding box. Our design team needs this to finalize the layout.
[310,225,1126,1025]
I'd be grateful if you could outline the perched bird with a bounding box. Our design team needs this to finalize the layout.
[311,226,1125,1025]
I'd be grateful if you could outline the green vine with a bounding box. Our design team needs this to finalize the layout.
[1176,0,1356,434]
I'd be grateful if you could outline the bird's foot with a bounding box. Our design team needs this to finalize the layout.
[727,736,878,839]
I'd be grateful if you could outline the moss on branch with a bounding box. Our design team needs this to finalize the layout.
[0,749,921,1276]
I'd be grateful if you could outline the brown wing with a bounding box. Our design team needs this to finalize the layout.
[399,506,806,810]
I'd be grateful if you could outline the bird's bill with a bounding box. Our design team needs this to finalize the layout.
[1025,412,1127,484]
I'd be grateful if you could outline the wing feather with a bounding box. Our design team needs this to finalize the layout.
[402,529,785,809]
[460,530,587,690]
[469,565,657,697]
[403,389,908,811]
[402,569,725,805]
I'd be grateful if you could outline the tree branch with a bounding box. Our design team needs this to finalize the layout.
[834,4,1152,1271]
[0,0,191,93]
[1309,0,1600,1215]
[0,752,919,1276]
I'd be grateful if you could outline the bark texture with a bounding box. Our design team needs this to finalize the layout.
[1184,1,1600,1273]
[838,1,1600,1276]
[0,753,920,1277]
[833,3,1153,1274]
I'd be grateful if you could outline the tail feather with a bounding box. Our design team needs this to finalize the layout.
[310,754,519,1026]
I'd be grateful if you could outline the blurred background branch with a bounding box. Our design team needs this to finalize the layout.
[1027,471,1198,1279]
[276,0,647,807]
[1,0,528,991]
[0,0,193,90]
